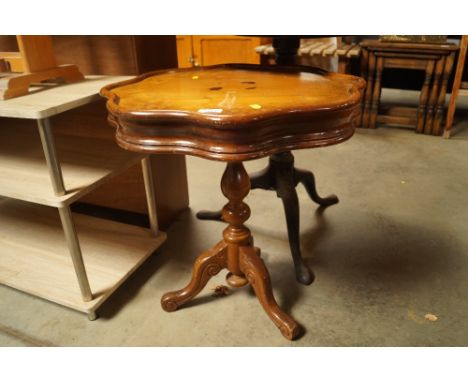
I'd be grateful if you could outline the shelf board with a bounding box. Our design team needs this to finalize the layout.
[0,123,144,207]
[0,198,166,316]
[0,75,132,119]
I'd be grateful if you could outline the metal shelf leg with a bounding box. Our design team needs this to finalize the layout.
[37,118,66,196]
[58,206,93,302]
[141,156,159,236]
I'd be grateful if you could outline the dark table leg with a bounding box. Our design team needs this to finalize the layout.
[272,37,300,65]
[197,37,340,285]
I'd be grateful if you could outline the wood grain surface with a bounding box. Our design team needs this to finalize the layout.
[0,198,166,315]
[101,64,365,161]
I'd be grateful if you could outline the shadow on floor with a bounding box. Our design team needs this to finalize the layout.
[98,202,459,328]
[97,209,198,319]
[303,210,457,295]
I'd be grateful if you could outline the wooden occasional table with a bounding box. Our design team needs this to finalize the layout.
[360,39,457,135]
[101,64,365,340]
[0,76,166,319]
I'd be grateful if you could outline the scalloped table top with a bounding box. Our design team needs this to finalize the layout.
[101,64,365,161]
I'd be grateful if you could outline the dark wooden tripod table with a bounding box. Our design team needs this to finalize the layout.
[101,64,364,340]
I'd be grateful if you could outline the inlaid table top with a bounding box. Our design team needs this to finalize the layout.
[101,64,365,161]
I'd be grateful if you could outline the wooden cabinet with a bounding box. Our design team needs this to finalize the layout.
[176,35,264,68]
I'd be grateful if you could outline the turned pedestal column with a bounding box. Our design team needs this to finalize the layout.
[162,162,300,339]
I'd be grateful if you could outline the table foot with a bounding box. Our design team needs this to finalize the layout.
[295,168,339,207]
[196,209,223,221]
[274,164,315,285]
[240,246,302,340]
[161,241,227,312]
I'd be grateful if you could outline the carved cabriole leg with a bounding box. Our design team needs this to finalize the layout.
[161,241,227,311]
[221,162,301,339]
[239,246,301,340]
[163,161,301,340]
[249,165,274,190]
[295,168,339,207]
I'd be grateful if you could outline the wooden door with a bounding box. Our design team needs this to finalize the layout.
[176,35,194,68]
[176,35,261,67]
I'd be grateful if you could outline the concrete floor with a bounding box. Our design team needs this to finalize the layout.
[1,89,468,346]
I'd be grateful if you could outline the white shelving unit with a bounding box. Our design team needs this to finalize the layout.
[0,76,167,319]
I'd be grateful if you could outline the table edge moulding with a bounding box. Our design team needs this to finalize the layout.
[101,64,366,162]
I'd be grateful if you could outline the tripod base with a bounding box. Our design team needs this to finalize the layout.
[163,162,302,340]
[196,151,338,285]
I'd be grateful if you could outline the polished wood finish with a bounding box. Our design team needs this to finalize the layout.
[360,39,457,135]
[101,64,365,161]
[102,64,364,339]
[444,36,468,138]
